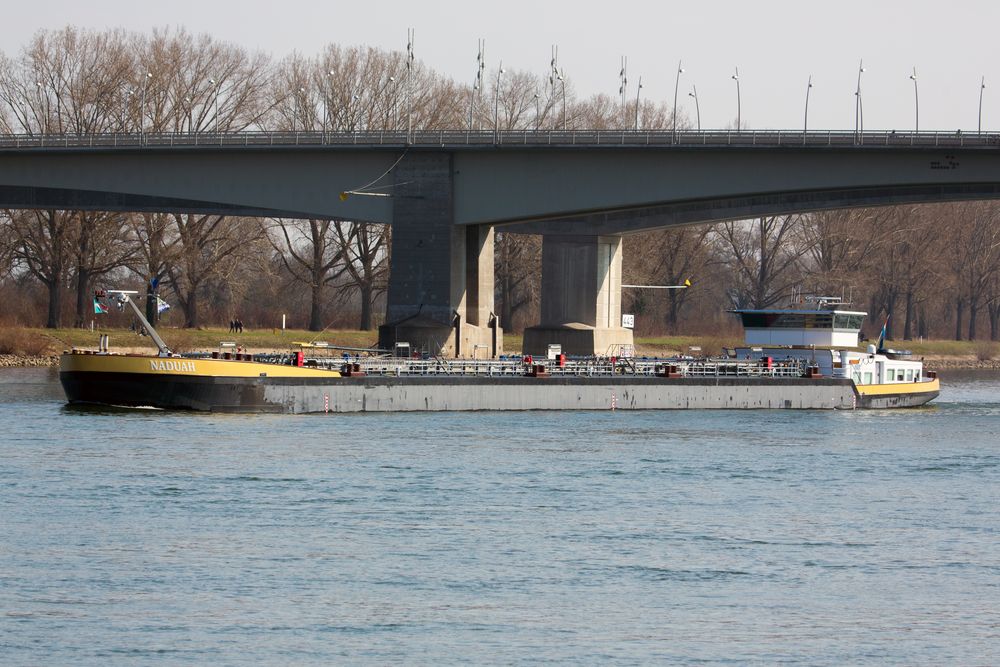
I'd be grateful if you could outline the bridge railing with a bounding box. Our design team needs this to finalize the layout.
[0,129,997,150]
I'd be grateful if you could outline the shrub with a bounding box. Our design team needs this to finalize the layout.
[974,340,998,361]
[0,328,53,356]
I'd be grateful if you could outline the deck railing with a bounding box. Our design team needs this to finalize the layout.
[224,353,809,379]
[1,129,997,150]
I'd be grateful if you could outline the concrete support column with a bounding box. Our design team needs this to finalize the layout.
[523,234,633,357]
[379,152,501,357]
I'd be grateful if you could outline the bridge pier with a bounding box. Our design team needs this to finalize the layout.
[523,234,634,357]
[378,153,501,358]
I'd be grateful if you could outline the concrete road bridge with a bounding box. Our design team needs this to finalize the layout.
[2,129,999,356]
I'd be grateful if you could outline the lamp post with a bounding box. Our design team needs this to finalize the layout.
[493,61,505,142]
[120,87,132,133]
[909,67,919,134]
[35,81,51,134]
[979,77,986,135]
[293,87,305,131]
[558,71,567,130]
[803,75,813,137]
[550,45,566,130]
[391,75,400,129]
[139,71,152,138]
[183,96,192,133]
[731,66,741,132]
[470,39,485,131]
[209,77,221,134]
[854,60,865,143]
[534,92,540,130]
[619,56,628,129]
[688,85,700,132]
[672,60,684,142]
[406,28,415,141]
[323,70,333,139]
[634,77,643,131]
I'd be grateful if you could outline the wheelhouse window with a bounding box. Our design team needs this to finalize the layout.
[833,314,865,330]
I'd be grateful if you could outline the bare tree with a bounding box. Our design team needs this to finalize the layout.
[715,216,811,309]
[137,28,274,133]
[332,222,390,330]
[7,209,74,327]
[625,226,714,332]
[0,211,15,277]
[801,208,885,294]
[268,218,350,331]
[70,211,136,327]
[0,27,134,135]
[946,202,1000,340]
[494,232,541,331]
[126,212,180,291]
[164,214,266,327]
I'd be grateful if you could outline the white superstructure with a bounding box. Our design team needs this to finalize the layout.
[731,297,931,389]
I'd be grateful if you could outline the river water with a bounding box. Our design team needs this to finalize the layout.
[1,368,997,665]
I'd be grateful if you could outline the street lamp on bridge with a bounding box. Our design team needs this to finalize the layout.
[295,87,306,131]
[323,70,334,139]
[979,77,986,135]
[619,56,628,129]
[209,77,221,134]
[854,60,865,143]
[672,60,684,142]
[731,67,741,132]
[139,72,152,137]
[634,77,643,131]
[35,81,52,134]
[803,75,813,137]
[493,61,505,141]
[406,28,415,141]
[909,67,919,134]
[470,39,485,131]
[688,85,700,132]
[120,87,132,133]
[550,45,567,130]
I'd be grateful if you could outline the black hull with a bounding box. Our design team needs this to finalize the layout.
[857,389,940,409]
[60,370,285,413]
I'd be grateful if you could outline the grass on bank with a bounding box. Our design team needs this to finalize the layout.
[2,325,996,361]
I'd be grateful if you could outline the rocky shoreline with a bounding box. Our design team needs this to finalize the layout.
[0,354,61,368]
[924,358,1000,371]
[2,353,998,371]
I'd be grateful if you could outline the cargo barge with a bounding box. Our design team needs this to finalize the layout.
[59,291,939,413]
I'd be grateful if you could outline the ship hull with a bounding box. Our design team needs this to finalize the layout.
[855,378,940,409]
[60,354,940,414]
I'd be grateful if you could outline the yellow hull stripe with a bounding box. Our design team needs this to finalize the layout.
[61,353,342,379]
[856,378,939,396]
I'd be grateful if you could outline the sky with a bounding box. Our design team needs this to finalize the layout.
[1,0,997,132]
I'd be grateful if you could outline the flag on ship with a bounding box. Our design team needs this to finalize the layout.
[877,314,889,351]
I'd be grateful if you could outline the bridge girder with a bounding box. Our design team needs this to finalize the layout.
[0,144,998,232]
